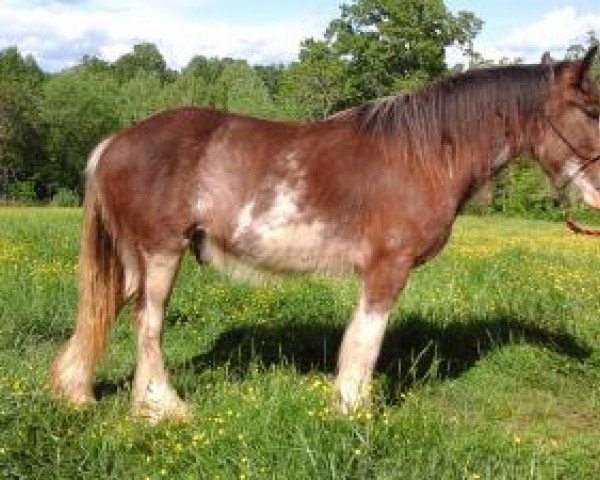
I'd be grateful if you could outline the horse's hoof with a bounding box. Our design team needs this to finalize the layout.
[50,375,96,408]
[132,384,192,424]
[132,399,192,424]
[334,380,371,416]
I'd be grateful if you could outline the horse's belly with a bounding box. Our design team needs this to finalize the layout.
[203,221,364,283]
[243,221,359,274]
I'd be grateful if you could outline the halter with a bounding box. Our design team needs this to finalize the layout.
[549,117,600,191]
[546,116,600,235]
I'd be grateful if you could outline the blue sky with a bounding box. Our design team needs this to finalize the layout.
[1,0,599,72]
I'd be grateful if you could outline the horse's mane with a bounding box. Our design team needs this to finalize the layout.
[333,63,563,167]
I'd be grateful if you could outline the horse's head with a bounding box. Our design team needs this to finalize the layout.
[535,46,600,208]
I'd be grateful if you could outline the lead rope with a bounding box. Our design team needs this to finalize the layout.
[563,208,600,236]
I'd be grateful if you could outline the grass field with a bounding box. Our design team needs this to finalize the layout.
[1,208,600,479]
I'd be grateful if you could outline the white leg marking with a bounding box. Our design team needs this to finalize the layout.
[51,335,96,405]
[336,293,389,413]
[132,253,189,423]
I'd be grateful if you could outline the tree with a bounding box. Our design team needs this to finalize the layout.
[254,64,285,99]
[118,70,165,126]
[211,61,278,118]
[113,43,169,83]
[0,47,45,85]
[42,70,120,196]
[278,0,482,115]
[183,55,226,86]
[279,39,348,119]
[0,79,46,198]
[159,70,209,110]
[78,55,113,75]
[324,0,482,103]
[0,48,46,199]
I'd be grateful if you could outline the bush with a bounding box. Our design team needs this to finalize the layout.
[8,180,37,204]
[50,187,80,207]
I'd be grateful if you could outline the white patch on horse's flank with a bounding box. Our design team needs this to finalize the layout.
[228,181,368,277]
[234,201,255,238]
[336,294,389,412]
[255,182,301,232]
[86,136,114,176]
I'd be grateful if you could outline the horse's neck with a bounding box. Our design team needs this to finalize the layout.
[451,122,526,204]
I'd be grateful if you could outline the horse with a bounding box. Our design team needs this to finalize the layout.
[51,47,600,423]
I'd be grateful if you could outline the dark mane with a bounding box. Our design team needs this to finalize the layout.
[334,63,561,166]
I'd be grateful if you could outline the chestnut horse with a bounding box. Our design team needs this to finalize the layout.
[52,48,600,422]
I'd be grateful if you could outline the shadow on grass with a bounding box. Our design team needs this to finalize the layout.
[95,312,591,403]
[94,313,588,404]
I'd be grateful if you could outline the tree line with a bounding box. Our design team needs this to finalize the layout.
[0,0,599,216]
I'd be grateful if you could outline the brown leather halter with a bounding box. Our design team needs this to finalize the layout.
[547,116,600,235]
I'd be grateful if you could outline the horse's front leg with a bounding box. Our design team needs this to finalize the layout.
[336,253,411,413]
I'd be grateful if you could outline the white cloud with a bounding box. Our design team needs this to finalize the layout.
[473,6,600,63]
[0,1,329,71]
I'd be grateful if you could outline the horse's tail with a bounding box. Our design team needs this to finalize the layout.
[51,137,123,404]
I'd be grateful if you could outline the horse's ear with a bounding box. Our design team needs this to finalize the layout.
[577,45,599,86]
[541,51,554,82]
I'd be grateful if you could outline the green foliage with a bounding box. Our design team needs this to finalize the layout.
[254,64,285,98]
[159,70,209,110]
[117,70,166,126]
[0,79,46,196]
[280,39,348,119]
[490,158,556,217]
[211,60,278,118]
[0,46,45,84]
[42,70,120,196]
[7,180,36,204]
[325,0,483,103]
[182,55,227,93]
[50,187,80,207]
[113,42,170,83]
[0,48,47,198]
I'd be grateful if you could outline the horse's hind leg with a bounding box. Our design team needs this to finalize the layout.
[131,249,189,423]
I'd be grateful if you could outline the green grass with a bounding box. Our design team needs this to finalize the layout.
[2,207,600,479]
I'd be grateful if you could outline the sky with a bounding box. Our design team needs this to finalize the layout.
[0,0,599,73]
